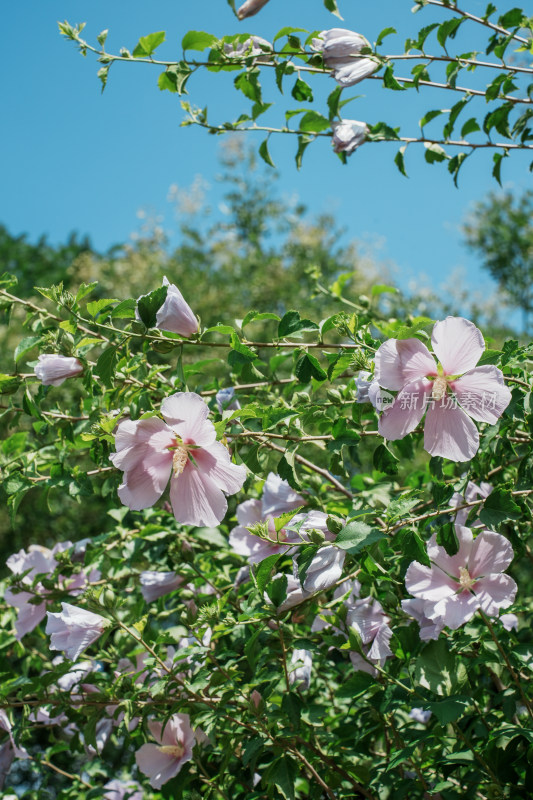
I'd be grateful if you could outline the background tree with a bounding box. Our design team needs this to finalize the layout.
[463,189,533,336]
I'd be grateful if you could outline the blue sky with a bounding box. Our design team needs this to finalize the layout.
[1,0,529,312]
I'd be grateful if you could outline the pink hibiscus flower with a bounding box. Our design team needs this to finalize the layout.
[135,713,195,789]
[374,316,512,461]
[347,597,393,675]
[110,392,246,527]
[404,525,517,630]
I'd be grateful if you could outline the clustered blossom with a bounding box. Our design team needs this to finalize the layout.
[34,354,83,386]
[135,713,195,789]
[46,603,110,661]
[331,120,368,155]
[374,316,512,461]
[451,480,493,526]
[312,28,379,87]
[223,35,272,61]
[0,711,29,790]
[404,525,517,631]
[136,277,198,336]
[111,392,246,527]
[229,471,305,563]
[5,543,99,639]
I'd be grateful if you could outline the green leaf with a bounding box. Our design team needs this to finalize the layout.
[76,281,99,301]
[298,111,330,133]
[432,482,454,507]
[373,444,399,476]
[278,450,300,490]
[264,756,296,800]
[15,336,41,363]
[414,639,467,696]
[278,310,318,338]
[376,27,397,46]
[394,146,408,177]
[291,78,313,102]
[253,554,282,595]
[132,31,166,57]
[273,27,308,44]
[461,117,480,138]
[295,353,327,383]
[436,522,459,556]
[428,696,470,724]
[336,520,385,554]
[295,133,314,169]
[136,286,168,328]
[158,63,192,94]
[323,0,342,18]
[477,348,501,366]
[181,30,217,52]
[424,142,448,164]
[94,347,117,388]
[111,299,136,319]
[479,488,521,526]
[0,374,21,395]
[258,139,275,168]
[241,310,280,328]
[86,298,118,318]
[383,65,406,91]
[297,544,320,584]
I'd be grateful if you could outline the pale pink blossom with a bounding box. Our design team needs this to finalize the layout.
[216,386,241,414]
[404,525,517,630]
[332,120,368,155]
[236,0,271,19]
[289,649,312,689]
[375,317,512,461]
[401,598,444,641]
[110,392,246,527]
[409,708,432,724]
[5,543,98,639]
[140,571,182,602]
[451,480,493,526]
[288,511,346,593]
[0,710,29,789]
[135,713,195,789]
[46,603,109,661]
[500,612,518,631]
[34,354,83,386]
[312,28,378,86]
[103,779,143,800]
[223,35,272,61]
[229,472,304,563]
[136,277,198,336]
[347,597,393,674]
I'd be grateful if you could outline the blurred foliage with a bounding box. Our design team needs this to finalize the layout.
[464,189,533,335]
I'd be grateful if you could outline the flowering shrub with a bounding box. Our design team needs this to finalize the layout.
[0,264,531,799]
[0,2,532,798]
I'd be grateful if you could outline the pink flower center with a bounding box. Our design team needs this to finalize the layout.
[159,743,185,758]
[458,566,476,591]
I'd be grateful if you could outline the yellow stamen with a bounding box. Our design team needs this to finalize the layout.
[458,566,475,591]
[172,446,188,476]
[159,744,185,758]
[432,375,448,401]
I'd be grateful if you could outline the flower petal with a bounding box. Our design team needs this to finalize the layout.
[404,561,456,602]
[261,472,304,518]
[193,442,247,495]
[427,526,473,577]
[452,366,512,424]
[170,463,227,527]
[375,339,436,391]
[474,574,517,616]
[303,546,345,593]
[161,392,216,447]
[424,401,479,462]
[4,589,47,639]
[468,530,514,578]
[135,743,179,789]
[428,591,479,629]
[378,379,431,440]
[236,499,262,528]
[431,316,485,375]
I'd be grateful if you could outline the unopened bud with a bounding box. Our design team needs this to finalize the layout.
[308,528,326,545]
[326,516,344,535]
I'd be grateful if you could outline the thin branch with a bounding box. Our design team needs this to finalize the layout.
[424,0,530,46]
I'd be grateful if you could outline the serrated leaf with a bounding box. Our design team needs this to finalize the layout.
[94,347,117,388]
[137,286,168,328]
[181,31,217,52]
[258,138,275,168]
[133,31,166,57]
[336,521,385,554]
[15,336,41,363]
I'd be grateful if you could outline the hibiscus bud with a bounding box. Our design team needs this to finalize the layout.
[136,277,198,337]
[331,120,368,155]
[326,388,343,402]
[236,0,271,19]
[307,528,326,545]
[326,516,343,535]
[250,689,263,711]
[294,391,310,403]
[312,28,379,87]
[101,589,117,610]
[34,354,83,386]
